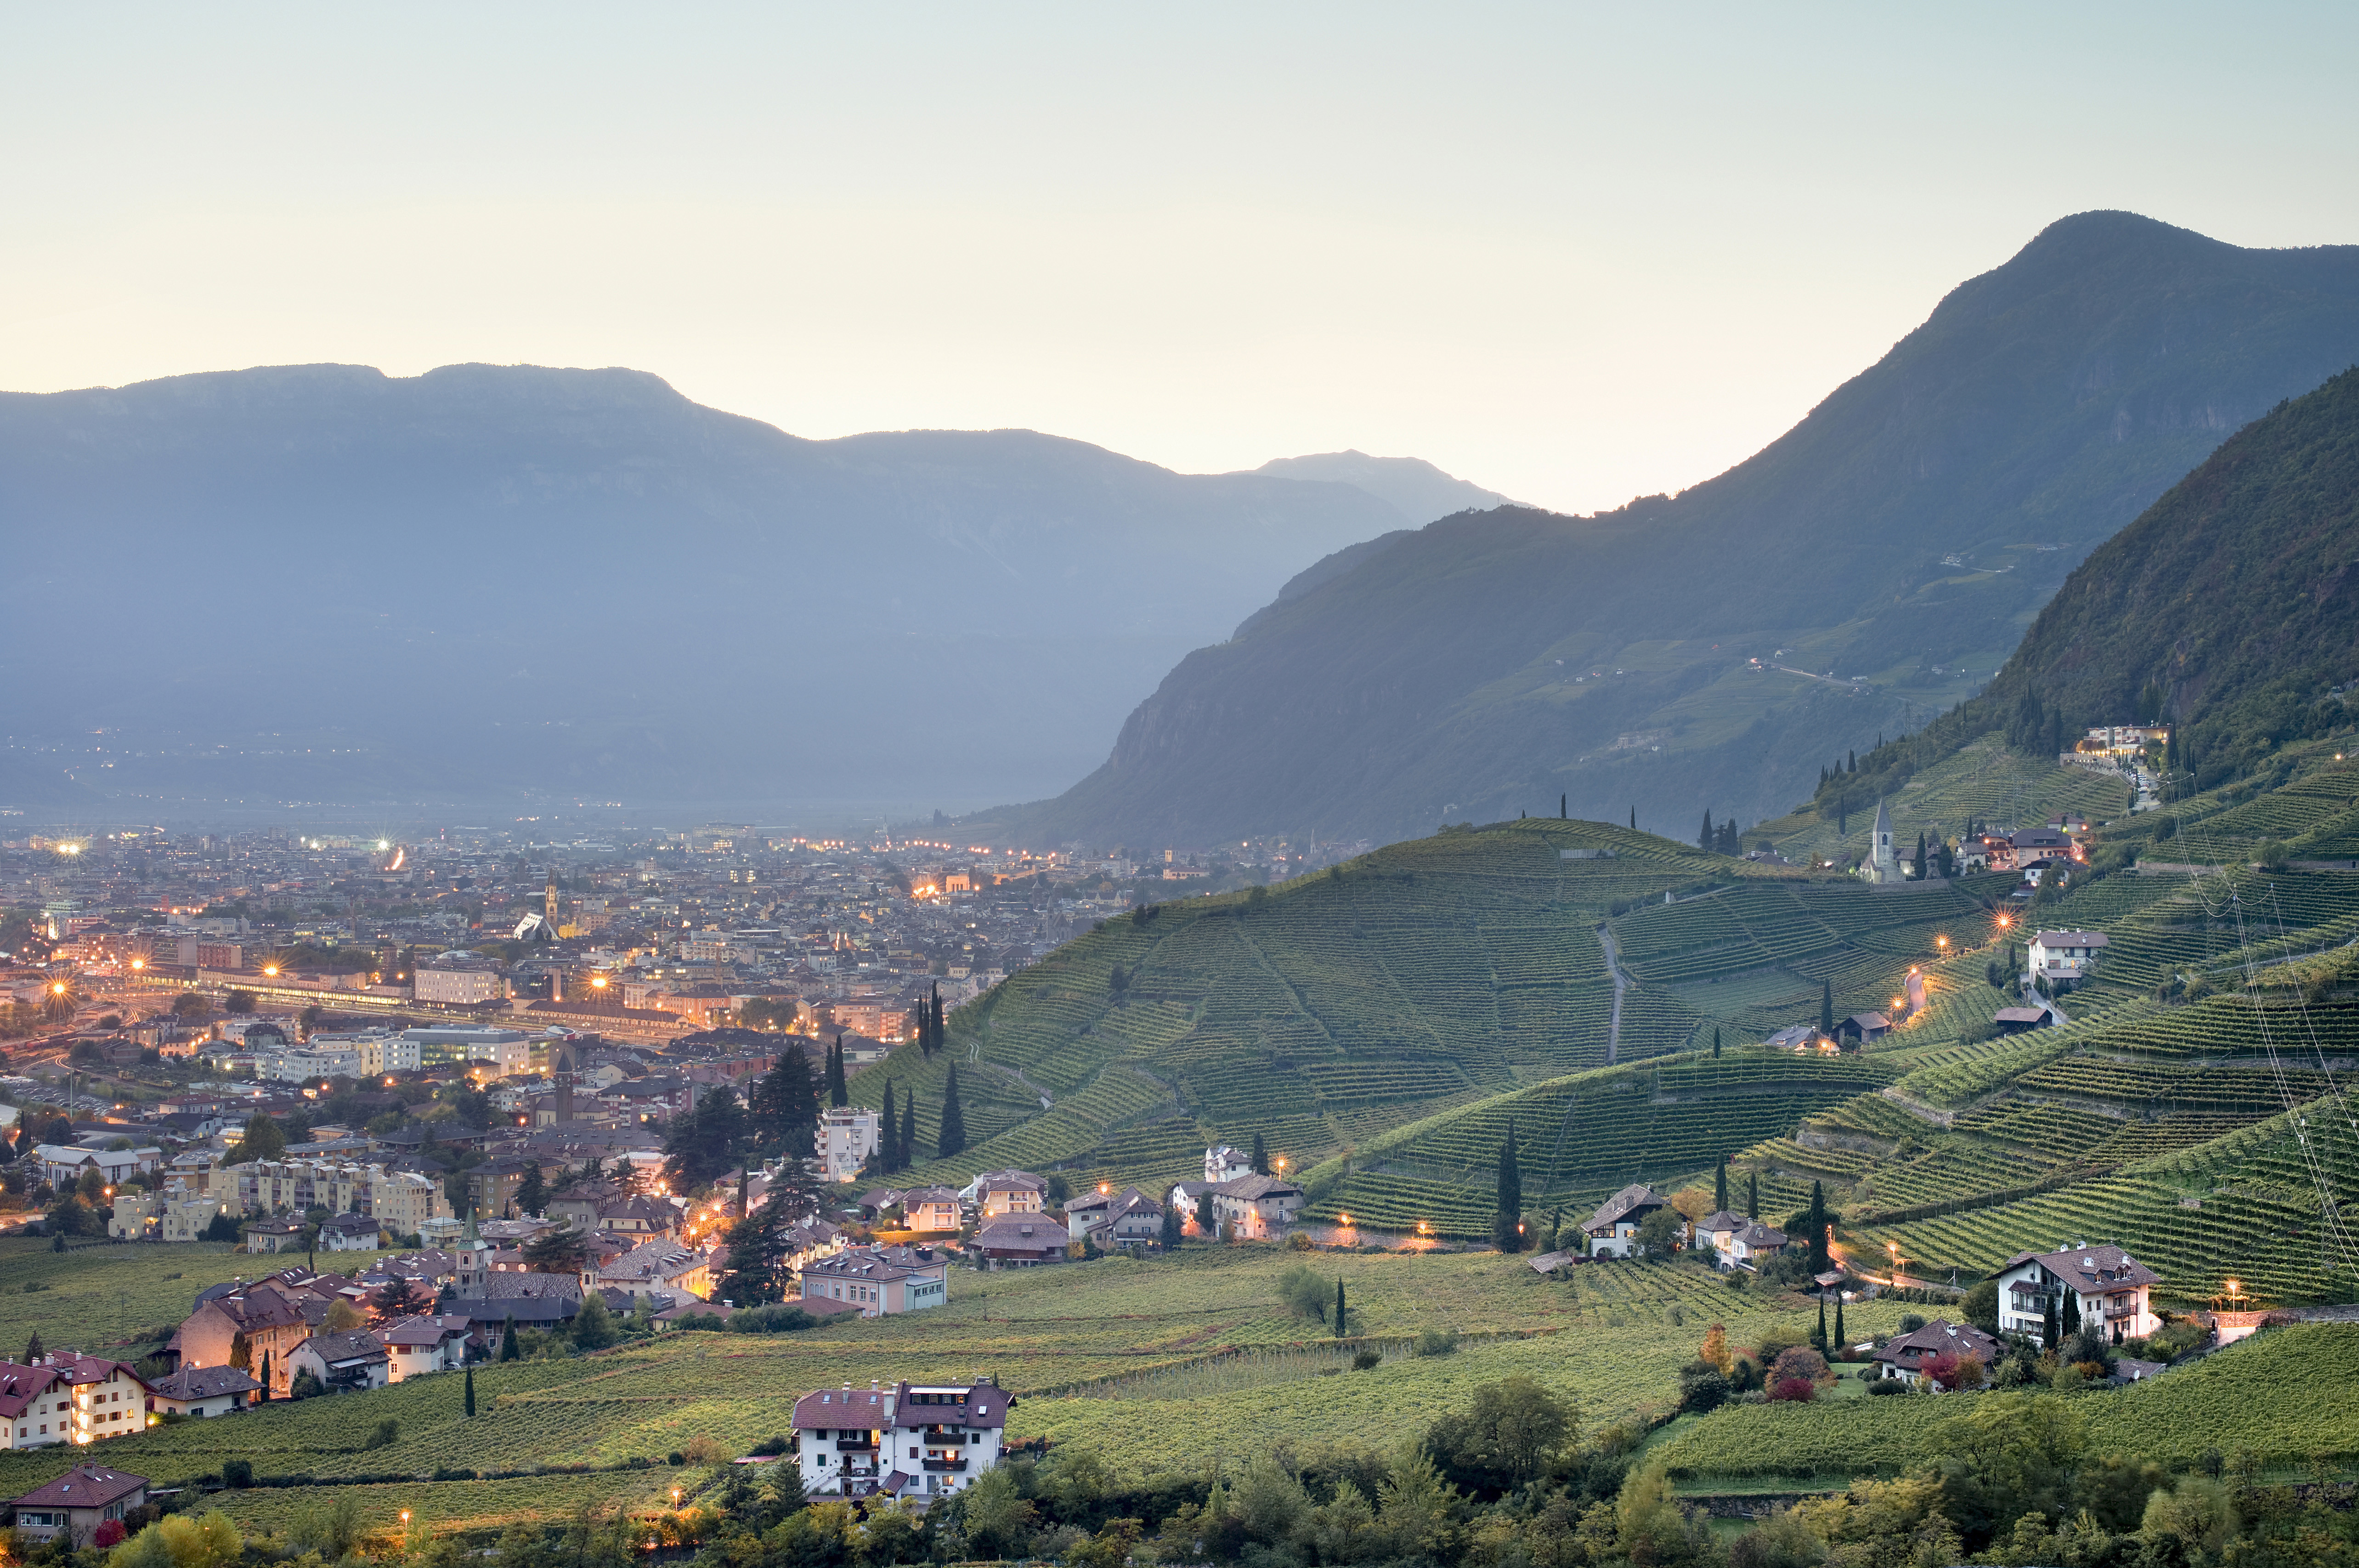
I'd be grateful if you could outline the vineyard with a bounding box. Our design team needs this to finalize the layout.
[0,1239,384,1356]
[1655,1323,2359,1482]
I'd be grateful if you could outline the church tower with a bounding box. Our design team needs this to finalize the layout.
[1867,798,1906,884]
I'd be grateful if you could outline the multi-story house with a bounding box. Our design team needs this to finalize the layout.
[1066,1186,1165,1250]
[2027,932,2109,990]
[0,1356,153,1449]
[1582,1184,1672,1258]
[962,1170,1046,1218]
[1993,1243,2161,1345]
[799,1245,948,1314]
[818,1108,880,1183]
[887,1379,1008,1500]
[1209,1174,1303,1240]
[792,1384,895,1497]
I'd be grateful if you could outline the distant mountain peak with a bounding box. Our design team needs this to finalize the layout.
[1245,450,1510,527]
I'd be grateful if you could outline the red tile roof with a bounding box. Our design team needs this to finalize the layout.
[13,1466,147,1511]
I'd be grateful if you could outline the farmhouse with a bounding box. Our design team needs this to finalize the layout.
[1066,1186,1165,1250]
[1209,1173,1303,1240]
[1836,1012,1890,1044]
[1872,1319,2002,1386]
[1582,1184,1670,1258]
[2028,931,2109,989]
[372,1314,471,1381]
[970,1219,1067,1268]
[9,1465,147,1546]
[1992,1243,2161,1345]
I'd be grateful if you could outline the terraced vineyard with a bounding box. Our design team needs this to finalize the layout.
[1754,734,2133,868]
[876,817,2016,1197]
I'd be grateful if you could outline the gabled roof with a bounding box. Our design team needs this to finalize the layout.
[1584,1183,1665,1232]
[1214,1174,1301,1201]
[148,1365,260,1401]
[972,1219,1063,1251]
[0,1364,62,1416]
[13,1466,147,1510]
[791,1386,893,1430]
[888,1381,1007,1431]
[298,1330,388,1367]
[1873,1318,2000,1366]
[1735,1221,1788,1249]
[1997,1242,2161,1290]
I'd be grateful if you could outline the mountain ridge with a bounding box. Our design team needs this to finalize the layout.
[977,211,2359,850]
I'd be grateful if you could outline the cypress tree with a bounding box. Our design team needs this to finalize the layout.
[1493,1121,1524,1252]
[1560,794,1567,819]
[1848,751,1856,773]
[1813,1296,1829,1353]
[1746,1172,1758,1220]
[1195,1188,1214,1237]
[1806,1180,1829,1271]
[1699,811,1714,851]
[938,1064,967,1158]
[1714,1160,1728,1213]
[1712,1028,1721,1059]
[500,1313,519,1361]
[1820,979,1834,1037]
[1334,1278,1347,1339]
[1913,833,1928,880]
[464,1365,476,1417]
[878,1082,898,1172]
[1160,1200,1182,1249]
[1251,1132,1268,1175]
[826,1037,849,1108]
[1833,1297,1846,1350]
[1630,806,1637,831]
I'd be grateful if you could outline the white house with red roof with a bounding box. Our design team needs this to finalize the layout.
[792,1383,895,1497]
[2027,932,2109,989]
[790,1378,1009,1500]
[799,1245,949,1314]
[0,1356,154,1450]
[888,1378,1008,1499]
[372,1314,472,1381]
[1993,1242,2161,1345]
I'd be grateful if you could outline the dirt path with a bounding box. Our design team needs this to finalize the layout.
[1598,926,1632,1064]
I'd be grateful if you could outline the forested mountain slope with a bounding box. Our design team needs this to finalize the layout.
[983,212,2359,849]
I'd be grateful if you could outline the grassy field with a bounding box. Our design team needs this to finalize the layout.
[0,1239,392,1356]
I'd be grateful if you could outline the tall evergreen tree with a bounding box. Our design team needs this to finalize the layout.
[1334,1278,1347,1339]
[1630,806,1637,831]
[937,1064,967,1159]
[1712,1028,1721,1059]
[1560,794,1566,819]
[499,1314,519,1361]
[1813,1295,1829,1353]
[1698,811,1714,851]
[751,1050,820,1148]
[1160,1200,1182,1249]
[878,1082,898,1173]
[464,1365,476,1418]
[514,1161,547,1218]
[1833,1297,1846,1350]
[1250,1132,1268,1175]
[1714,1160,1728,1213]
[826,1038,849,1108]
[1913,832,1928,880]
[1746,1172,1758,1220]
[1805,1180,1829,1272]
[1493,1121,1523,1252]
[1195,1188,1214,1237]
[1820,979,1835,1037]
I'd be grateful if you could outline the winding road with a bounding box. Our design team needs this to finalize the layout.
[1597,926,1634,1064]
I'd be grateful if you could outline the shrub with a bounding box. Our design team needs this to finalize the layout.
[362,1417,398,1450]
[222,1460,252,1489]
[750,1435,791,1456]
[1769,1346,1831,1387]
[682,1434,729,1464]
[1352,1350,1380,1371]
[1412,1328,1459,1357]
[1866,1377,1905,1396]
[1768,1377,1817,1402]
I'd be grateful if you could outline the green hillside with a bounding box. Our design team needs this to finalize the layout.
[856,818,2038,1201]
[981,212,2359,850]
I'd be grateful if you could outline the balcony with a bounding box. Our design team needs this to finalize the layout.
[922,1459,970,1472]
[836,1439,877,1453]
[2104,1303,2140,1321]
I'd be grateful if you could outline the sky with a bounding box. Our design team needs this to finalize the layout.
[6,4,2356,515]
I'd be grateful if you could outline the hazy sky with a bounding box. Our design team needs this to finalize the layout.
[6,5,2355,515]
